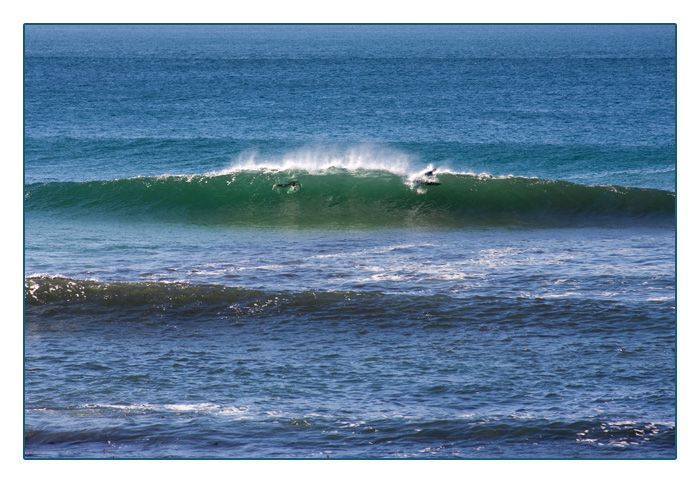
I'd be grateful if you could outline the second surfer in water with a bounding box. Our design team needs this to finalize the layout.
[273,181,299,191]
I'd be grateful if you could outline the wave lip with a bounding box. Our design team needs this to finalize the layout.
[24,169,676,227]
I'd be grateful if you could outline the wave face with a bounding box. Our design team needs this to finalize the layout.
[24,276,265,307]
[24,169,675,227]
[25,275,674,331]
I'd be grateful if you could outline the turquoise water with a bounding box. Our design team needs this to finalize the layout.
[24,24,676,459]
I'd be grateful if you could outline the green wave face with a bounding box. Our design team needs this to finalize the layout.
[24,169,676,227]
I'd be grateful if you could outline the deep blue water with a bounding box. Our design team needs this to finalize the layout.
[24,24,676,459]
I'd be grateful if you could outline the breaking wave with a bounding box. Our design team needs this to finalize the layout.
[24,168,675,227]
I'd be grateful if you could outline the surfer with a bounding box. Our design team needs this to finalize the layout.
[420,168,441,185]
[273,181,299,190]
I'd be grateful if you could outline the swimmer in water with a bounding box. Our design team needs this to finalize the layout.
[424,168,436,176]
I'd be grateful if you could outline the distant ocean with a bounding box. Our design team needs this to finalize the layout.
[24,24,676,459]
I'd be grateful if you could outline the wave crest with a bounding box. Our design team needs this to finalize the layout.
[220,145,418,176]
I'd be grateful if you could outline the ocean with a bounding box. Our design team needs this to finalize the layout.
[23,24,676,459]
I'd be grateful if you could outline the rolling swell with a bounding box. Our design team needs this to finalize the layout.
[25,276,673,334]
[24,169,675,227]
[24,410,675,458]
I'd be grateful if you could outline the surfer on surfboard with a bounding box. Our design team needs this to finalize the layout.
[420,168,440,185]
[273,181,299,191]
